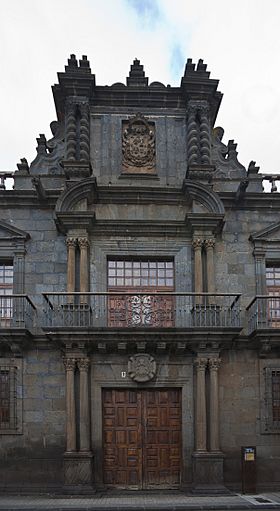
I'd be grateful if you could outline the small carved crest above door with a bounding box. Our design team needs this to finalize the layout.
[122,113,156,174]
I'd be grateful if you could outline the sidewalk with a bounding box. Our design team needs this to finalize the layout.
[0,492,280,511]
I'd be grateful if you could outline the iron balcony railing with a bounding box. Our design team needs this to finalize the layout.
[247,295,280,334]
[42,292,241,329]
[0,294,36,329]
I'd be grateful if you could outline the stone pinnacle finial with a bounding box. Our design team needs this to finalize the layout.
[127,58,148,87]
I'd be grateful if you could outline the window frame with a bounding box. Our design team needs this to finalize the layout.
[0,358,23,435]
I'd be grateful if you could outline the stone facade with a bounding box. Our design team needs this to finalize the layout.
[0,55,279,493]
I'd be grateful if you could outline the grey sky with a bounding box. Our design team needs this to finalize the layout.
[1,0,279,174]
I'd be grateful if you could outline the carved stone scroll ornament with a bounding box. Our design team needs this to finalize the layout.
[128,354,156,382]
[122,113,155,173]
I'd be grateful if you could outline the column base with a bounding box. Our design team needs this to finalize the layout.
[63,451,95,493]
[192,451,230,494]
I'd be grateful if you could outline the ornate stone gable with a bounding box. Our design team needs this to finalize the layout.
[122,113,156,174]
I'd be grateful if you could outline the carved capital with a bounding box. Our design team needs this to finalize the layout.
[192,238,203,250]
[194,357,208,371]
[77,358,90,372]
[63,357,76,371]
[208,357,221,371]
[78,237,89,249]
[66,237,77,249]
[205,238,215,250]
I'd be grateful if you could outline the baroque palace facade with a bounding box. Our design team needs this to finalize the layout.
[0,55,280,493]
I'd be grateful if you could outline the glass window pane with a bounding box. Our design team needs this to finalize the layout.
[116,278,124,285]
[117,261,124,268]
[133,278,140,286]
[125,261,132,268]
[166,279,173,286]
[108,278,115,286]
[125,269,132,277]
[108,261,116,268]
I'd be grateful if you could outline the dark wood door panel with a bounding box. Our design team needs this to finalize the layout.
[102,388,181,489]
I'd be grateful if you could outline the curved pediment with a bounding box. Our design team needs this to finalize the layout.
[55,177,98,213]
[183,180,225,215]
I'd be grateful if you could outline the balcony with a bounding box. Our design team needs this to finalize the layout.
[0,294,36,330]
[42,292,241,330]
[247,295,280,335]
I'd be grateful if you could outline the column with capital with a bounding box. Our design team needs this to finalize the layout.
[194,357,208,452]
[205,238,215,297]
[63,357,77,452]
[192,238,203,305]
[66,237,76,303]
[209,357,221,452]
[77,358,91,452]
[78,237,89,306]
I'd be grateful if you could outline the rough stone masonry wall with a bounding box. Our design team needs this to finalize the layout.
[0,349,65,489]
[220,350,280,489]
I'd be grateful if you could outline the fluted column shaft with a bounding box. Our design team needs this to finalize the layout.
[78,358,91,451]
[205,238,215,295]
[209,357,221,452]
[194,357,208,451]
[63,358,77,452]
[66,238,76,302]
[78,237,89,296]
[193,238,203,305]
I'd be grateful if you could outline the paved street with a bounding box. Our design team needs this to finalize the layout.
[0,492,280,511]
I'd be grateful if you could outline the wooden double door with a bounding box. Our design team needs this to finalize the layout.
[102,388,181,489]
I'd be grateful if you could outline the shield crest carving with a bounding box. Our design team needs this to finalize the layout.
[122,113,155,173]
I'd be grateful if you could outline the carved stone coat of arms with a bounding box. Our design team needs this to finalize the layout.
[122,113,155,174]
[128,354,157,382]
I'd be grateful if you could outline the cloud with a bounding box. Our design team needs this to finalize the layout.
[170,44,185,80]
[126,0,162,28]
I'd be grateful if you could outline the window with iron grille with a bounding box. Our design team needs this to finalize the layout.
[0,358,22,435]
[263,367,280,433]
[0,263,13,327]
[0,366,17,431]
[107,259,174,327]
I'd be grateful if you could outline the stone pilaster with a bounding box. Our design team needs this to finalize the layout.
[209,357,221,452]
[63,357,77,452]
[205,238,215,295]
[78,237,89,303]
[66,237,76,300]
[77,358,91,452]
[192,238,203,304]
[194,357,208,452]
